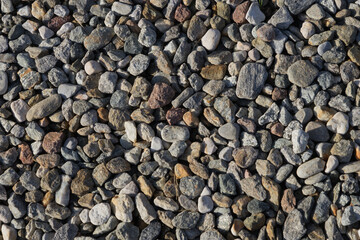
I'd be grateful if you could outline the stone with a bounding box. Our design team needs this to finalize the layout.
[292,129,309,154]
[245,2,265,25]
[42,132,64,154]
[233,146,258,168]
[312,192,331,224]
[89,203,111,226]
[174,4,191,22]
[201,29,221,51]
[187,16,207,41]
[296,158,325,179]
[179,176,205,199]
[240,175,266,201]
[305,121,330,142]
[161,125,190,142]
[200,65,227,80]
[283,209,307,240]
[218,123,240,140]
[287,60,319,87]
[53,224,78,240]
[232,1,250,24]
[116,222,139,240]
[244,213,266,231]
[98,72,117,94]
[84,27,115,51]
[70,169,94,196]
[326,112,349,134]
[148,82,175,109]
[284,0,316,15]
[26,94,62,121]
[268,6,293,29]
[135,193,157,224]
[0,205,12,223]
[112,2,133,15]
[236,63,268,100]
[10,99,29,122]
[198,196,213,213]
[1,225,16,240]
[324,155,339,174]
[341,206,360,226]
[127,54,150,76]
[0,71,8,95]
[172,211,200,229]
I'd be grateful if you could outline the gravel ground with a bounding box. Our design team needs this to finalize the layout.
[0,0,360,239]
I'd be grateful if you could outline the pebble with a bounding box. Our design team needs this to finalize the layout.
[326,112,349,134]
[245,2,265,25]
[283,209,307,240]
[161,125,190,142]
[324,155,339,174]
[127,54,150,76]
[201,29,221,51]
[291,129,309,154]
[296,158,325,179]
[26,94,62,121]
[236,63,268,100]
[10,99,29,122]
[0,71,8,95]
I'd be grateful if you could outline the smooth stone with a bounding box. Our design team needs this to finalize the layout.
[296,158,325,179]
[26,94,62,121]
[201,29,221,51]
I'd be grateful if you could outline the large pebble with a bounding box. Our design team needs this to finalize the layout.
[296,158,325,179]
[161,125,190,143]
[26,94,62,121]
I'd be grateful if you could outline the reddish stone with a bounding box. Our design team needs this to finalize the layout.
[232,1,250,24]
[42,132,65,154]
[270,122,284,137]
[174,4,191,23]
[166,108,187,125]
[272,88,287,101]
[237,117,256,133]
[281,189,296,213]
[18,144,34,164]
[148,82,175,109]
[47,16,72,31]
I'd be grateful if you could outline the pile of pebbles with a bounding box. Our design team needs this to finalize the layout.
[2,0,360,239]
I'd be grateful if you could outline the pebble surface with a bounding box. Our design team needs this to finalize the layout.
[0,0,358,239]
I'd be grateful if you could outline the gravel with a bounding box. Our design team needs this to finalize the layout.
[0,0,358,239]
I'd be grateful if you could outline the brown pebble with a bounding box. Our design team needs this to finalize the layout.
[42,132,65,154]
[18,143,34,165]
[270,122,284,137]
[232,1,250,24]
[183,111,199,127]
[281,188,296,213]
[174,4,191,23]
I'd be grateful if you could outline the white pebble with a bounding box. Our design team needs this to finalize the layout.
[201,29,221,51]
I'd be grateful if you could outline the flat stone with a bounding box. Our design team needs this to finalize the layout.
[236,63,268,100]
[284,0,316,15]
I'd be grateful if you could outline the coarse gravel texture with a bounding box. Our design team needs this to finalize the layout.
[0,0,360,239]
